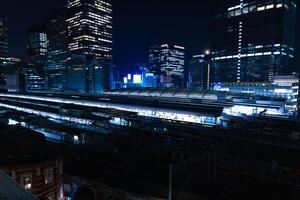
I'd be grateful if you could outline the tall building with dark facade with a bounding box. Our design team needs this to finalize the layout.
[45,15,68,91]
[0,17,8,89]
[0,17,8,60]
[26,25,47,91]
[66,0,113,93]
[190,52,212,90]
[28,25,48,60]
[149,44,185,87]
[211,0,297,84]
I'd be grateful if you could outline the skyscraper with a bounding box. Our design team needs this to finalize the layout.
[0,17,8,65]
[45,15,68,91]
[190,51,211,90]
[0,17,8,89]
[66,0,113,93]
[211,0,297,83]
[149,44,185,87]
[28,25,48,60]
[26,24,47,91]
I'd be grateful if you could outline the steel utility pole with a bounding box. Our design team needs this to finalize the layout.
[169,164,173,200]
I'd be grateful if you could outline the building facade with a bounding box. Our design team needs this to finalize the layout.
[6,70,25,93]
[66,55,108,93]
[149,44,185,87]
[0,124,63,200]
[213,75,299,114]
[28,25,48,62]
[211,0,297,83]
[66,0,113,93]
[123,65,158,89]
[0,17,8,89]
[0,170,38,200]
[26,25,48,91]
[0,17,8,60]
[45,15,68,91]
[190,52,211,90]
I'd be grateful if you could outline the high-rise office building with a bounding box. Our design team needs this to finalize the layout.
[211,0,297,83]
[190,51,211,90]
[26,25,47,91]
[149,44,185,87]
[66,0,113,93]
[0,17,8,59]
[45,15,68,91]
[0,17,8,89]
[66,55,109,93]
[28,25,48,60]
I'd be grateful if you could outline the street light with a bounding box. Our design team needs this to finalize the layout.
[205,49,211,55]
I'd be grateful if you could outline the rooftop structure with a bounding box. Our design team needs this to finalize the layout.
[106,88,291,117]
[213,75,299,113]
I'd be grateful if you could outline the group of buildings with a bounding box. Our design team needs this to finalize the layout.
[120,0,299,115]
[0,0,113,93]
[0,0,299,114]
[0,1,299,199]
[123,0,297,87]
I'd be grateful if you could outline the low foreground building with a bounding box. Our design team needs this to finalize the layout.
[0,124,63,200]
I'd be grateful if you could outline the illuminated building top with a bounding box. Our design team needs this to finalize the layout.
[66,0,113,60]
[212,0,297,83]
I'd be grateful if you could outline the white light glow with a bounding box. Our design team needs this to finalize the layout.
[133,74,142,84]
[0,94,218,126]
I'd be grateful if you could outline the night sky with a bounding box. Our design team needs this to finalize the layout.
[0,0,299,72]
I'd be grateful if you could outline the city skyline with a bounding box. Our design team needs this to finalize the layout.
[212,0,297,83]
[1,1,300,199]
[1,0,211,72]
[2,0,299,73]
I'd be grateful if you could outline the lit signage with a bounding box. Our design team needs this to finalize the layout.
[133,74,142,84]
[145,73,154,77]
[123,77,128,84]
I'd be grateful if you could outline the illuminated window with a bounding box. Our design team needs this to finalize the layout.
[21,174,32,190]
[44,168,53,185]
[276,3,283,8]
[257,6,265,11]
[266,4,274,9]
[133,75,142,84]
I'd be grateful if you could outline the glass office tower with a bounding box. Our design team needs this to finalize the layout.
[45,15,68,91]
[26,25,47,91]
[190,53,212,90]
[149,44,185,87]
[211,0,297,83]
[66,0,113,93]
[28,25,48,59]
